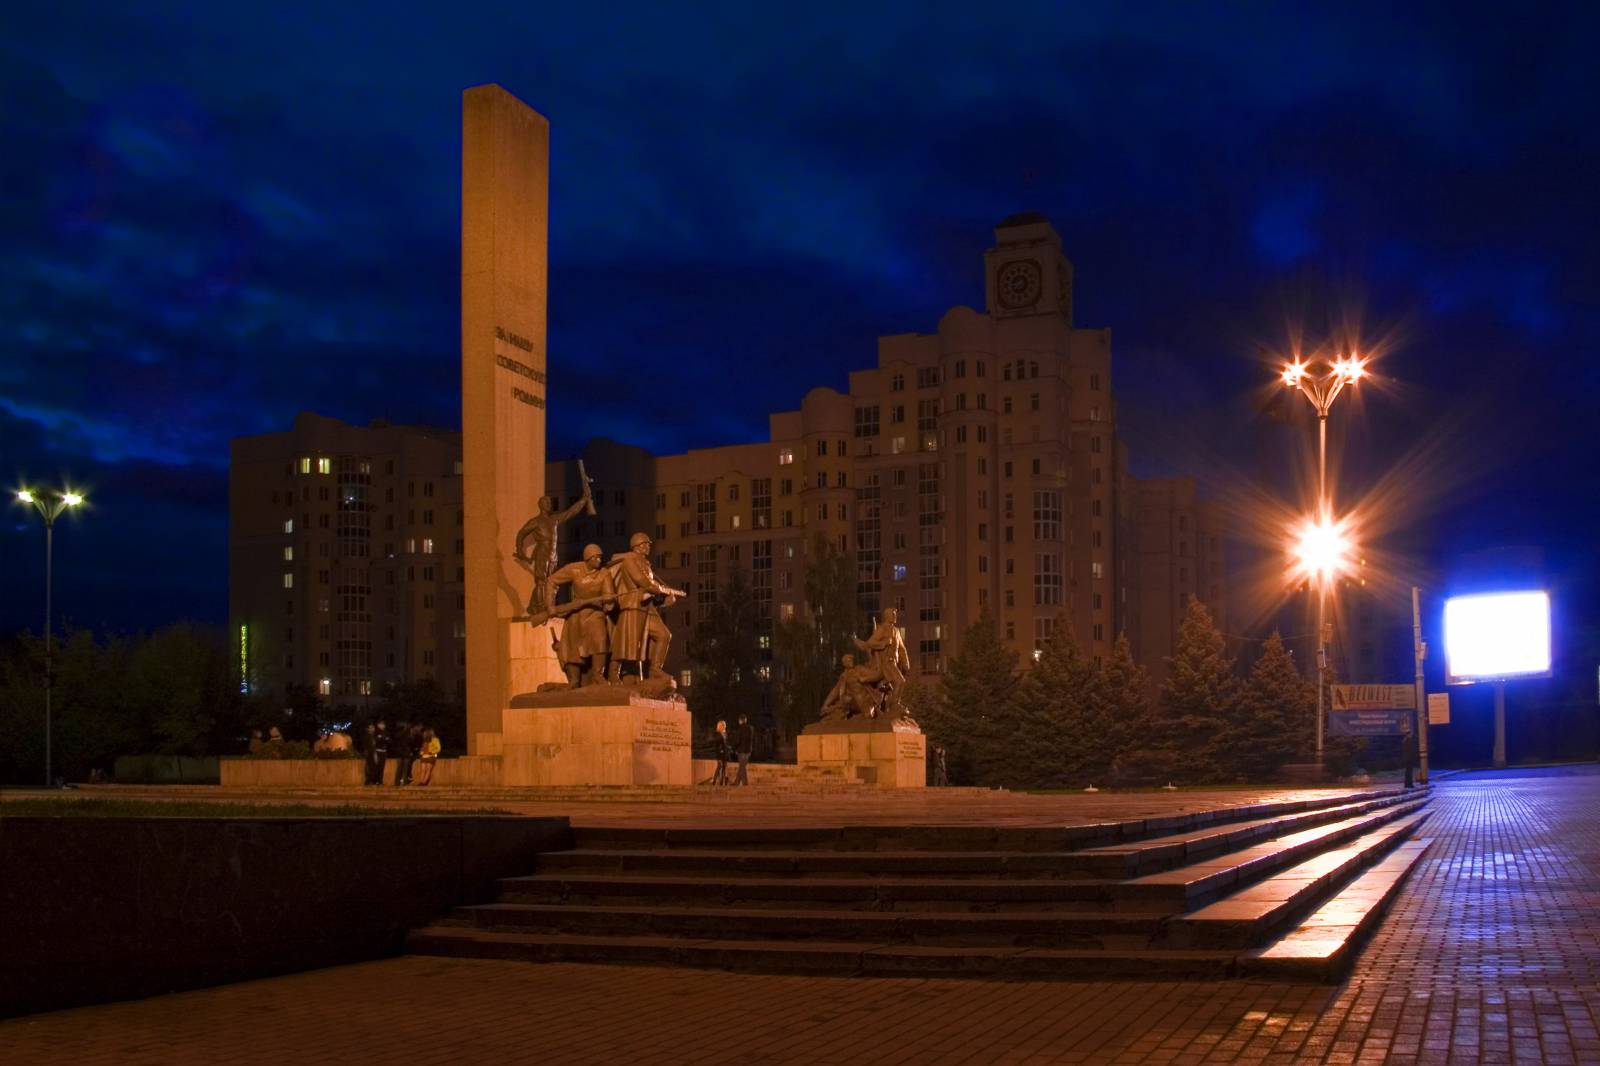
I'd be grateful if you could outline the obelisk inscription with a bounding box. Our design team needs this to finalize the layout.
[461,84,556,754]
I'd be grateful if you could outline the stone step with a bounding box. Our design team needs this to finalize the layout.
[495,872,1128,911]
[1163,810,1431,948]
[568,787,1415,854]
[450,901,1166,948]
[1241,837,1435,981]
[1115,795,1432,909]
[404,926,1243,979]
[1063,790,1424,878]
[535,797,1427,882]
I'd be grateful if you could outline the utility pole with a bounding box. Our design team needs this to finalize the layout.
[1411,586,1429,785]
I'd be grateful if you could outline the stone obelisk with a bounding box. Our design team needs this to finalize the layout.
[461,84,561,754]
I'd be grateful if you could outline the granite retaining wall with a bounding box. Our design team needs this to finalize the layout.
[0,814,571,1018]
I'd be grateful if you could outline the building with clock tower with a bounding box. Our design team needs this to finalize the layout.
[231,213,1225,722]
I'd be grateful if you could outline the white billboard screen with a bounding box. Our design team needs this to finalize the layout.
[1444,590,1551,683]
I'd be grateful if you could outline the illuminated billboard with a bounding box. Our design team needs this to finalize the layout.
[1443,590,1551,684]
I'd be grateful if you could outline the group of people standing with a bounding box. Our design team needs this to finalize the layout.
[709,715,755,786]
[362,720,441,786]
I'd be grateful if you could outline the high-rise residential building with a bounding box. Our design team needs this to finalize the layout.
[229,413,467,705]
[229,214,1226,706]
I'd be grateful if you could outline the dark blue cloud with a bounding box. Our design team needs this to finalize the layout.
[2,1,1597,644]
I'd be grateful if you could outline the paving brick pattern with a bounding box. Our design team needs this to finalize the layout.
[4,767,1599,1065]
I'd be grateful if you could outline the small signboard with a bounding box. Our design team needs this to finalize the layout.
[1329,684,1414,737]
[1427,692,1450,725]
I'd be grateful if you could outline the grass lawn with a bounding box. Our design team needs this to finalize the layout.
[0,797,515,818]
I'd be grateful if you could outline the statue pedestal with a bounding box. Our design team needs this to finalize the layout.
[499,689,692,786]
[798,718,926,789]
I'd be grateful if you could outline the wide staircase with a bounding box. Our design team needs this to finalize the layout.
[407,786,1433,981]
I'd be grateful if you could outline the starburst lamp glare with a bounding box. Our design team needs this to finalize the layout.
[1444,591,1552,684]
[1291,516,1351,584]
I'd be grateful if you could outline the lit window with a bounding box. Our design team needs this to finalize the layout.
[780,602,796,620]
[283,519,294,533]
[731,515,741,529]
[299,457,311,474]
[282,573,294,588]
[317,457,332,474]
[778,449,794,465]
[893,564,907,581]
[359,680,372,696]
[758,634,771,649]
[318,678,332,695]
[406,538,416,553]
[283,547,294,561]
[680,670,693,688]
[422,537,435,553]
[892,436,907,454]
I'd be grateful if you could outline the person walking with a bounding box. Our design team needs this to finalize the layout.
[932,745,949,788]
[415,728,441,786]
[710,721,731,786]
[731,714,754,786]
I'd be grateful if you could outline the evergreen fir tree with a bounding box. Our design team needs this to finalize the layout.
[922,613,1018,786]
[1151,598,1237,782]
[1016,621,1100,786]
[1097,632,1152,782]
[1226,630,1312,780]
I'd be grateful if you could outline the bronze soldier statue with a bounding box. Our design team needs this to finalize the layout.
[608,531,684,683]
[512,478,594,619]
[546,543,618,687]
[854,607,911,690]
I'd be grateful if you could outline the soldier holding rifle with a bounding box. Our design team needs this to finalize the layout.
[609,531,684,683]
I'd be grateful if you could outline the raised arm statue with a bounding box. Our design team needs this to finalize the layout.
[513,478,594,619]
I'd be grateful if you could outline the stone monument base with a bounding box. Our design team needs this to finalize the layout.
[798,718,926,789]
[493,689,692,786]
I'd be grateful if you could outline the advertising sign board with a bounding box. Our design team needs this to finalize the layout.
[1328,684,1413,736]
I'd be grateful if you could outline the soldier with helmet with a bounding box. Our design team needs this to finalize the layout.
[545,543,618,687]
[609,531,684,682]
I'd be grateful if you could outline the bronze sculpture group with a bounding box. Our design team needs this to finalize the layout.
[513,476,683,692]
[818,606,916,726]
[513,473,911,724]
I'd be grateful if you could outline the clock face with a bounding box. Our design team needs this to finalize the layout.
[997,259,1042,309]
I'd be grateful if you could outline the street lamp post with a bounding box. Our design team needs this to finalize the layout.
[15,487,86,788]
[1280,355,1365,766]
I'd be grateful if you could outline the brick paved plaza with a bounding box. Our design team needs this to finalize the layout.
[4,766,1598,1065]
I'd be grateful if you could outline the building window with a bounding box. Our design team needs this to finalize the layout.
[317,457,332,474]
[1090,436,1102,454]
[891,436,907,454]
[318,678,332,696]
[891,373,905,391]
[779,449,794,465]
[283,546,294,561]
[891,404,906,424]
[679,670,693,689]
[780,478,792,496]
[978,555,989,573]
[816,472,827,489]
[955,426,967,444]
[1090,372,1101,390]
[854,406,880,437]
[816,439,828,457]
[893,563,907,581]
[728,482,740,501]
[1092,623,1104,641]
[695,483,717,534]
[282,573,294,589]
[780,602,795,620]
[1033,490,1062,540]
[1034,553,1063,606]
[1091,561,1104,579]
[422,537,434,553]
[283,519,294,533]
[917,366,939,388]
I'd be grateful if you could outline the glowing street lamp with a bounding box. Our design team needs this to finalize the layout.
[14,486,88,787]
[1279,352,1366,766]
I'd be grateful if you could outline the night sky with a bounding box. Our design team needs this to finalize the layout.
[4,3,1597,685]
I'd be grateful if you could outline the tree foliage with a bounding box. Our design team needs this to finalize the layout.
[1148,598,1238,782]
[772,534,863,741]
[685,568,765,735]
[919,614,1018,785]
[1226,630,1313,778]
